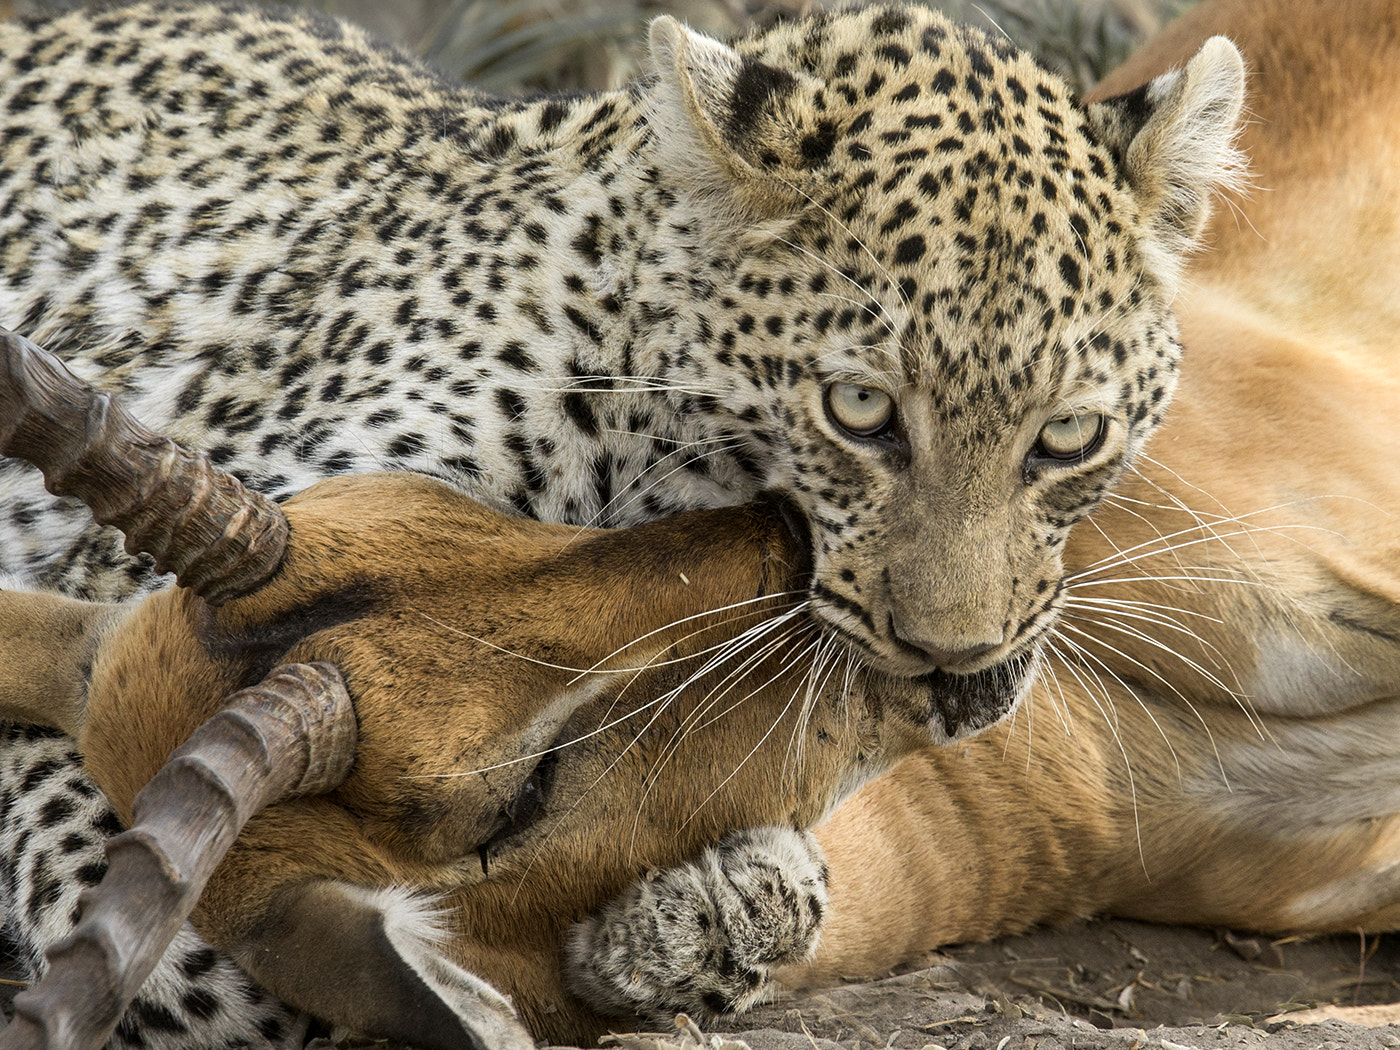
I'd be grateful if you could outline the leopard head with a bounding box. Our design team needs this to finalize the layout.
[643,4,1245,738]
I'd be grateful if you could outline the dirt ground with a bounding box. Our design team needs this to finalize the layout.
[587,918,1400,1050]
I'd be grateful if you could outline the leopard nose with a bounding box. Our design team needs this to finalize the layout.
[889,613,1001,669]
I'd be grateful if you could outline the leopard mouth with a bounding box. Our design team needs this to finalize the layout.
[756,495,1039,739]
[912,643,1040,742]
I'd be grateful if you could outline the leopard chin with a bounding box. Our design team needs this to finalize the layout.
[913,645,1041,743]
[807,600,1042,742]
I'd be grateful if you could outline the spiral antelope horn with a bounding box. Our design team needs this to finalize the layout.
[0,662,357,1050]
[0,327,287,604]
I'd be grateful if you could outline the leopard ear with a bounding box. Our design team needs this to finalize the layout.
[1088,36,1246,291]
[647,17,829,231]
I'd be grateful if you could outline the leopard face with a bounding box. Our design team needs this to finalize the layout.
[638,7,1244,733]
[0,3,1242,738]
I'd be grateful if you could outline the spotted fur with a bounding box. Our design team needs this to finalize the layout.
[0,725,303,1048]
[0,0,1244,1042]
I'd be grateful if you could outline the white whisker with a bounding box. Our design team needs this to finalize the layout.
[677,633,831,833]
[1061,597,1239,677]
[1055,619,1241,777]
[643,615,816,784]
[579,439,743,530]
[1041,635,1147,867]
[1068,515,1338,583]
[1060,610,1255,729]
[412,592,805,683]
[406,599,810,781]
[1037,648,1077,736]
[626,620,815,838]
[503,607,817,892]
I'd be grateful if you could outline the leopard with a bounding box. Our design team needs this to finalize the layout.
[0,0,1243,712]
[0,0,1246,1046]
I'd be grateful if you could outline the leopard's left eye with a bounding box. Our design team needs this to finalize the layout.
[825,383,895,438]
[1035,412,1106,461]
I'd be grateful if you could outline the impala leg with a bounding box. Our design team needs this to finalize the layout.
[0,662,354,1050]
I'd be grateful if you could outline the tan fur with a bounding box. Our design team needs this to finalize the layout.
[2,0,1398,1042]
[0,589,122,737]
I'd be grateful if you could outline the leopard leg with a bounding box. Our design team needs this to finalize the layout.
[0,724,304,1050]
[565,826,827,1023]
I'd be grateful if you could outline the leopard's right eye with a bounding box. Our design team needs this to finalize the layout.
[825,383,895,439]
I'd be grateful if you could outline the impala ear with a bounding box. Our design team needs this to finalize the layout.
[239,881,534,1050]
[1088,35,1247,291]
[647,17,833,235]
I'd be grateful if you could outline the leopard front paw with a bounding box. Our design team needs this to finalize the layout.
[565,826,827,1023]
